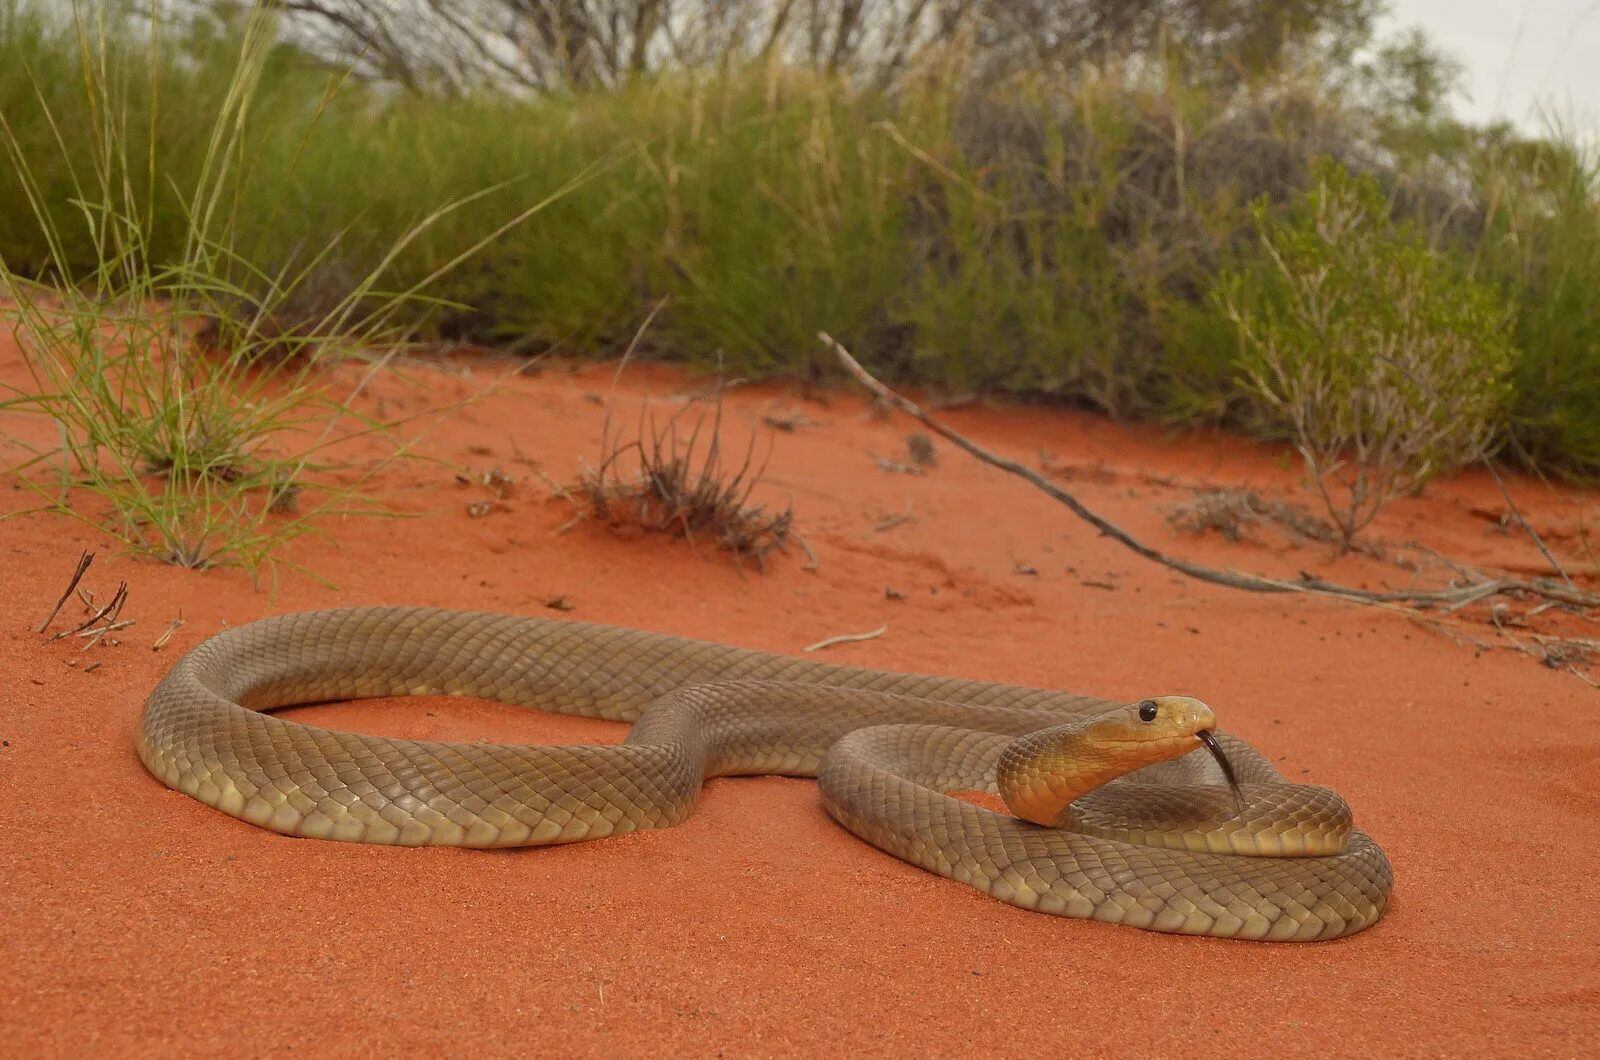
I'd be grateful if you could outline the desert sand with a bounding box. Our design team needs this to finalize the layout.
[2,332,1597,1057]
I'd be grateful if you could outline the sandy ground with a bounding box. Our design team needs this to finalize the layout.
[2,331,1598,1058]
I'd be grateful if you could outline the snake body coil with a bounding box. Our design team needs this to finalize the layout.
[136,606,1391,941]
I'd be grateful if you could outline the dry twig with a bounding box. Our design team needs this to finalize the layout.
[152,614,185,651]
[51,581,130,642]
[38,551,93,633]
[804,625,888,652]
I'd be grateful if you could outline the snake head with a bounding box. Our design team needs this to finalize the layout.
[997,695,1235,827]
[1110,694,1216,751]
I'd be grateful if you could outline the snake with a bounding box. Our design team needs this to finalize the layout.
[135,606,1392,942]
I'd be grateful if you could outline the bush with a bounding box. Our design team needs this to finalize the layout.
[1213,159,1518,547]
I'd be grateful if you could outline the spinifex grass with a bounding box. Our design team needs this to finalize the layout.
[0,3,572,575]
[2,279,362,570]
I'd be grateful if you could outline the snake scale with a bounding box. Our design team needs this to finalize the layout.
[136,606,1392,942]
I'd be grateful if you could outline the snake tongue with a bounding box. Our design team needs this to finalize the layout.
[1196,729,1247,816]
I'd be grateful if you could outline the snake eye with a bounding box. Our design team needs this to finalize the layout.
[1137,699,1158,722]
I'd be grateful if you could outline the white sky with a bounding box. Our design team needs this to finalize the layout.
[1380,0,1600,135]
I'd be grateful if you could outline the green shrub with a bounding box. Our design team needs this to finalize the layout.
[1213,158,1518,546]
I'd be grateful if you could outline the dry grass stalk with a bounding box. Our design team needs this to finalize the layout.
[804,625,888,652]
[38,550,94,633]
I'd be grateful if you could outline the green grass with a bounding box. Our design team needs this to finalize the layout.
[3,0,1600,498]
[0,2,564,576]
[1470,132,1600,472]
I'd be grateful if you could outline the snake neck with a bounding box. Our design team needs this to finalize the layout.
[994,699,1218,828]
[995,727,1129,827]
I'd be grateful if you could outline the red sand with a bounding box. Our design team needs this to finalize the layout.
[2,334,1598,1057]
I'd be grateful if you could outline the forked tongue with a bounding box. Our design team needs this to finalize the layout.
[1196,729,1247,816]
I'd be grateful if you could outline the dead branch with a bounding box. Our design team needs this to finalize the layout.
[820,331,1600,613]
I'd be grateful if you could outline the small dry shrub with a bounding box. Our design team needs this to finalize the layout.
[575,396,793,570]
[1167,488,1354,549]
[1167,489,1272,542]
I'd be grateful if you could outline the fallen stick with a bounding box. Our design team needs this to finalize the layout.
[819,331,1600,613]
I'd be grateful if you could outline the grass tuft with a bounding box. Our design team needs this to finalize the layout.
[574,390,794,571]
[0,2,560,575]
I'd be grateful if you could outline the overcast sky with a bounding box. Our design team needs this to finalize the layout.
[1381,0,1600,135]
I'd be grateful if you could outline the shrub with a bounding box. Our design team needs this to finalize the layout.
[1213,158,1518,548]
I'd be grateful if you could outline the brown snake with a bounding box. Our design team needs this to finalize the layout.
[136,606,1392,942]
